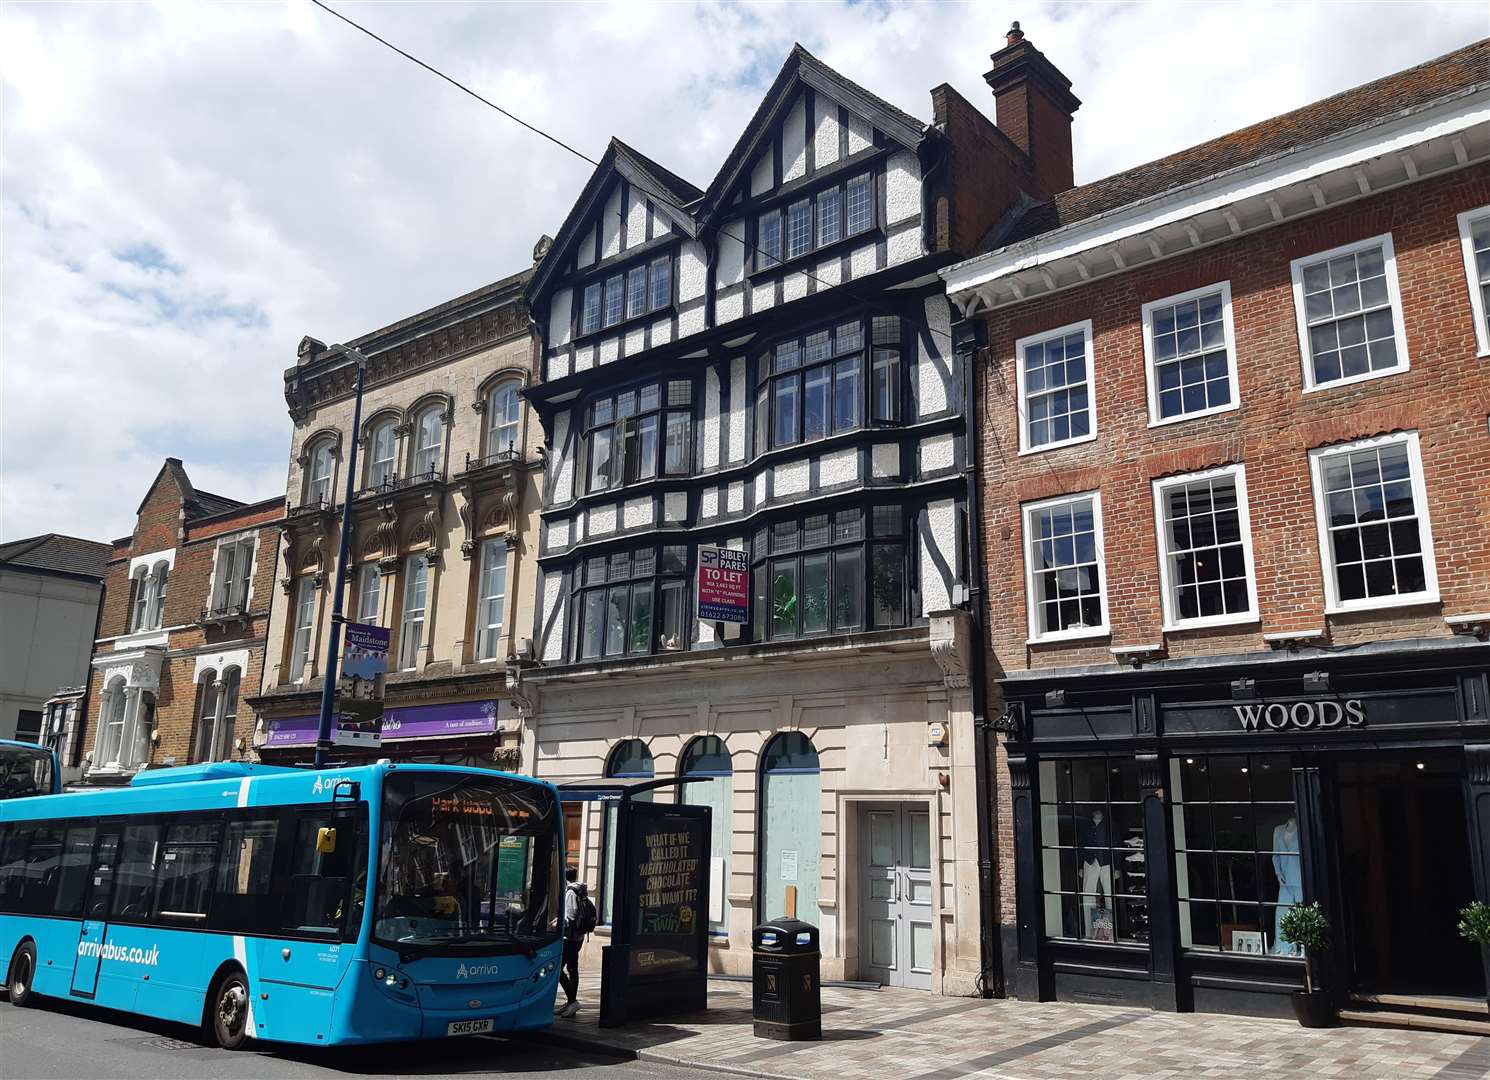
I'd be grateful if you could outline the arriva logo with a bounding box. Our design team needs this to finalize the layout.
[456,962,502,979]
[311,774,355,796]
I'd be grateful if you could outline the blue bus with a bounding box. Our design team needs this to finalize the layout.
[0,761,564,1048]
[0,740,60,800]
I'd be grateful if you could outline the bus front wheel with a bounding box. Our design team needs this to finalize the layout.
[209,971,252,1050]
[7,942,37,1007]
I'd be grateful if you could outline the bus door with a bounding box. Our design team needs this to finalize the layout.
[71,828,120,998]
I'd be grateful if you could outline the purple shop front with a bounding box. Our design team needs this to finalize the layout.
[265,699,498,748]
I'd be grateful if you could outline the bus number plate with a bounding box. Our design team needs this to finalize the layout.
[447,1019,493,1036]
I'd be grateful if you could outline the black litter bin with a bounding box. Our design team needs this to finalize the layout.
[752,918,820,1040]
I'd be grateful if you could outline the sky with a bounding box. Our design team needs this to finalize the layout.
[2,1,1485,543]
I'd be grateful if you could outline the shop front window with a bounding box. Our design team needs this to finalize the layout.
[1039,758,1148,944]
[1171,753,1300,956]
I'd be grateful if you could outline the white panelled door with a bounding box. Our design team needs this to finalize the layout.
[858,803,933,989]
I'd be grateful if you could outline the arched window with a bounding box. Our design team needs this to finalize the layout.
[306,439,336,505]
[486,380,522,456]
[760,732,820,924]
[129,568,150,631]
[194,667,241,763]
[601,739,654,925]
[367,419,397,488]
[97,676,128,766]
[411,406,445,478]
[680,736,732,935]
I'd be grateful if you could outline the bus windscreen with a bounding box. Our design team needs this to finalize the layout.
[0,744,56,800]
[374,773,561,955]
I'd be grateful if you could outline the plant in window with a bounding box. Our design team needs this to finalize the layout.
[772,574,798,626]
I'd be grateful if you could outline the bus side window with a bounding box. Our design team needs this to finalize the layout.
[155,822,222,924]
[19,826,63,916]
[112,825,161,922]
[0,824,29,912]
[282,813,361,937]
[212,817,278,933]
[55,826,97,918]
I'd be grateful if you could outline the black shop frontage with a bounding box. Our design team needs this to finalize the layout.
[998,637,1490,1019]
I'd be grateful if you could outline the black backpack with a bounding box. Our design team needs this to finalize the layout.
[575,892,598,936]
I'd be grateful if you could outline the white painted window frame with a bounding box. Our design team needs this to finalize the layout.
[486,380,523,456]
[356,563,382,625]
[1151,464,1260,631]
[1021,489,1110,643]
[1308,430,1439,615]
[290,577,317,683]
[399,555,429,672]
[209,533,257,613]
[474,538,509,662]
[367,419,397,487]
[1014,319,1098,455]
[1290,232,1411,393]
[306,439,336,505]
[1456,205,1490,358]
[1141,281,1241,427]
[411,406,445,478]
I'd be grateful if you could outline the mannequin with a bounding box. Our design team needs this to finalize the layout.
[1078,808,1112,938]
[1272,815,1301,956]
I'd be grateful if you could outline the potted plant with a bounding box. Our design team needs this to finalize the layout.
[1279,902,1334,1028]
[1457,899,1490,951]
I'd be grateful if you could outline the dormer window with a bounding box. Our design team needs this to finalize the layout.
[580,255,672,337]
[755,171,874,273]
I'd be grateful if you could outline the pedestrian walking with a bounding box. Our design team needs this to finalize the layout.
[558,867,595,1018]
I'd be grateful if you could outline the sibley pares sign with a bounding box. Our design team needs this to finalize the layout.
[697,546,749,624]
[1233,699,1365,732]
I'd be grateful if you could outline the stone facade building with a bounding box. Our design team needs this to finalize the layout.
[944,37,1490,1023]
[82,459,281,783]
[519,41,1071,994]
[248,270,542,769]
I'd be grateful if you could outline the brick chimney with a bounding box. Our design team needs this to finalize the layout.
[984,21,1081,196]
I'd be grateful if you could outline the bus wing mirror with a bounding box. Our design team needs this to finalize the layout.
[316,827,338,854]
[332,780,360,802]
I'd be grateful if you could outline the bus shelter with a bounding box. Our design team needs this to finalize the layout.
[559,777,711,1027]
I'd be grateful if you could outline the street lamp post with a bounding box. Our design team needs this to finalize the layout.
[313,346,370,769]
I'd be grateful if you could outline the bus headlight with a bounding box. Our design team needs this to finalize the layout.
[531,959,557,982]
[373,968,386,981]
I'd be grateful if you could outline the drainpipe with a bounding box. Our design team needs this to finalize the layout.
[955,310,1000,998]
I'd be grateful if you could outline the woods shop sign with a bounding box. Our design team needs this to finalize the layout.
[1234,699,1366,731]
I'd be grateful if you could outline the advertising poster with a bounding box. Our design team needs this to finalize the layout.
[335,622,388,747]
[627,803,710,978]
[696,545,749,624]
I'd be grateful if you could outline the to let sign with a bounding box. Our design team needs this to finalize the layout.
[697,546,749,624]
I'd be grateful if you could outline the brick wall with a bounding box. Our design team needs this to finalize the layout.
[929,82,1036,256]
[974,165,1490,922]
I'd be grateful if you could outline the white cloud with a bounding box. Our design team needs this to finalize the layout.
[2,0,1483,541]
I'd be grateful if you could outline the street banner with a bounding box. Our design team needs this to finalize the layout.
[335,622,388,747]
[696,545,749,624]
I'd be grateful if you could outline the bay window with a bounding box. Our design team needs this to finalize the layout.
[574,546,690,661]
[584,380,692,492]
[751,505,910,642]
[752,170,874,272]
[760,319,870,451]
[1308,431,1437,612]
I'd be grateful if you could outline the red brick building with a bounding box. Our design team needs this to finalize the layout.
[944,35,1490,1023]
[83,459,282,782]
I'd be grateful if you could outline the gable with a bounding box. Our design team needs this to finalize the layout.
[739,86,885,205]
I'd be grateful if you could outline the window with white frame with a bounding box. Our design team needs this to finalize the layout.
[486,380,522,455]
[367,419,397,488]
[194,667,240,763]
[289,577,316,682]
[1456,206,1490,356]
[1309,432,1437,611]
[411,406,445,478]
[129,568,150,631]
[1024,493,1107,640]
[96,677,128,767]
[1291,234,1409,390]
[132,562,169,631]
[398,556,429,671]
[305,440,335,505]
[1143,284,1239,424]
[356,563,381,624]
[1017,321,1095,452]
[1153,466,1258,628]
[210,536,255,615]
[475,539,508,661]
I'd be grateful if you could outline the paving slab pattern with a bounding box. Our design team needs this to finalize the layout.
[535,975,1490,1080]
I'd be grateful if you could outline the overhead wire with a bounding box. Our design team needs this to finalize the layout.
[307,0,1069,489]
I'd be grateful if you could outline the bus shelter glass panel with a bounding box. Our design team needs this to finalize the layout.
[601,739,653,926]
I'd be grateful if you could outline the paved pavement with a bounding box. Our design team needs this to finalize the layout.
[0,992,715,1080]
[537,973,1490,1080]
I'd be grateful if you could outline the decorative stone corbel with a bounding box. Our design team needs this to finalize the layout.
[928,609,973,690]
